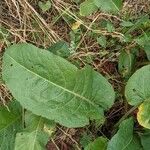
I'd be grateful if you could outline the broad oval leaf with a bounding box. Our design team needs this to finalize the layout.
[125,65,150,106]
[137,100,150,129]
[107,117,142,150]
[2,43,115,128]
[0,101,22,150]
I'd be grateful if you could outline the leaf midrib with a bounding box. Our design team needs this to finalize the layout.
[110,0,119,11]
[30,117,42,150]
[6,54,97,108]
[122,135,133,150]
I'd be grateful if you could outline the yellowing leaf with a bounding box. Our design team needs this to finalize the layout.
[137,101,150,129]
[71,21,82,30]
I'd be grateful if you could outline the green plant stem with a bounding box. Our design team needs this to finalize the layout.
[113,103,141,131]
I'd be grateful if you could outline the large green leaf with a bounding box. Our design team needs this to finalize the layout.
[94,0,122,13]
[80,0,98,16]
[15,113,50,150]
[107,117,142,150]
[85,137,108,150]
[0,101,22,150]
[2,43,115,128]
[125,65,150,106]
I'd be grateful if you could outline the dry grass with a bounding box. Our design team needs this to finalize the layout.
[122,0,150,18]
[0,0,149,47]
[0,0,61,47]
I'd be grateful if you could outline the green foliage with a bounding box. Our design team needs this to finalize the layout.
[125,65,150,106]
[15,113,49,150]
[125,15,149,34]
[80,133,93,148]
[1,41,150,149]
[15,131,48,150]
[47,40,70,58]
[137,100,150,129]
[0,26,11,46]
[106,22,115,32]
[14,111,55,150]
[2,43,115,128]
[135,33,150,61]
[0,101,22,150]
[97,36,107,48]
[38,0,51,12]
[125,65,150,129]
[107,117,142,150]
[0,102,55,150]
[118,49,136,78]
[1,0,150,149]
[69,30,81,53]
[139,130,150,150]
[94,0,122,13]
[120,21,134,27]
[144,45,150,61]
[80,0,122,16]
[85,137,108,150]
[80,0,98,16]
